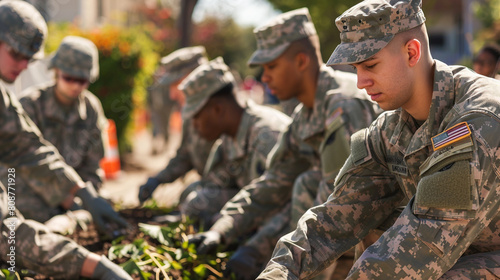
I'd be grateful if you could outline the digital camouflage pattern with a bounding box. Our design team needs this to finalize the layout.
[180,101,291,225]
[180,57,236,119]
[153,117,215,184]
[210,66,380,246]
[326,0,426,66]
[0,83,88,279]
[0,0,47,59]
[48,36,99,81]
[258,62,500,279]
[159,46,208,86]
[248,8,317,67]
[0,83,107,222]
[147,77,175,144]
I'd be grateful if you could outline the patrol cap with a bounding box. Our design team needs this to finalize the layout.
[327,0,426,66]
[158,46,208,86]
[49,36,99,82]
[180,57,235,119]
[247,7,317,67]
[0,0,47,59]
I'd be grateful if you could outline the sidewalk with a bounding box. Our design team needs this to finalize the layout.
[99,126,200,209]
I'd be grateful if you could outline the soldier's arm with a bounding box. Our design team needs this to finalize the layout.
[210,124,312,244]
[346,116,500,279]
[258,127,403,280]
[76,94,106,190]
[0,88,84,207]
[154,120,195,183]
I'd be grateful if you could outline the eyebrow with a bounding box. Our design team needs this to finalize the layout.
[351,57,377,67]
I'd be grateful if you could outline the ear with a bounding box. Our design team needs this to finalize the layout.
[406,39,421,67]
[295,52,310,71]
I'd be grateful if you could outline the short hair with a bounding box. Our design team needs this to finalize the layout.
[284,35,322,63]
[479,44,500,63]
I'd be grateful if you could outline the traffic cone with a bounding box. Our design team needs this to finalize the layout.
[100,119,121,179]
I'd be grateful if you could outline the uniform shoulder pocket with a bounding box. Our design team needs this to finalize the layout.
[415,142,474,212]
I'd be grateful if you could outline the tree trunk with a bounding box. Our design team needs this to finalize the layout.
[178,0,198,48]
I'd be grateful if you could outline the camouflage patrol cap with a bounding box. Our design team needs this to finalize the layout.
[158,46,208,86]
[326,0,426,66]
[49,36,99,82]
[180,57,235,119]
[0,0,47,60]
[247,7,317,67]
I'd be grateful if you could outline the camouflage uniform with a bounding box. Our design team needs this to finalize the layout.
[0,36,106,223]
[0,3,89,274]
[210,8,380,265]
[258,1,500,279]
[138,47,212,203]
[0,4,128,278]
[179,57,291,225]
[147,79,175,149]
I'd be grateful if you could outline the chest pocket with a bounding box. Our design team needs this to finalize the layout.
[320,114,349,180]
[415,141,474,214]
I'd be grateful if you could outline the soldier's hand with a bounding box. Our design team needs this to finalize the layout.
[187,231,222,255]
[138,177,161,204]
[224,246,262,280]
[92,255,133,280]
[76,182,128,237]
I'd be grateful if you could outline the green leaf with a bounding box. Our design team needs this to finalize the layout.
[170,260,183,270]
[120,259,151,280]
[193,264,207,277]
[139,223,174,246]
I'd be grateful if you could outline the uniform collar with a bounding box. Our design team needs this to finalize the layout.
[45,85,88,124]
[390,60,455,156]
[296,65,332,140]
[222,100,253,160]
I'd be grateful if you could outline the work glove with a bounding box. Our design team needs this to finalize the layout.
[92,255,133,280]
[76,183,128,238]
[224,246,262,280]
[138,177,161,204]
[187,230,222,255]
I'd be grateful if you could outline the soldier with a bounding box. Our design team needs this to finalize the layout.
[258,0,500,279]
[472,44,500,79]
[137,46,214,205]
[188,8,380,279]
[0,36,107,226]
[178,57,291,228]
[147,56,177,154]
[0,1,130,279]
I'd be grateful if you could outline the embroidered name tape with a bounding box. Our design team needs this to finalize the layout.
[431,122,471,151]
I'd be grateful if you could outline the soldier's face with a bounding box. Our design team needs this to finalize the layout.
[192,102,223,141]
[473,51,498,78]
[0,43,30,83]
[55,69,89,104]
[261,53,301,101]
[352,40,415,112]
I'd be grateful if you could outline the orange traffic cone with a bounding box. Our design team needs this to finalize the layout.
[100,119,121,179]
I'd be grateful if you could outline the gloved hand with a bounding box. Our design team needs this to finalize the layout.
[224,246,262,280]
[138,177,161,204]
[76,182,128,238]
[92,255,132,280]
[187,230,222,255]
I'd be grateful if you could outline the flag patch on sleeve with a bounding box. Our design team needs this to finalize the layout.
[431,122,471,151]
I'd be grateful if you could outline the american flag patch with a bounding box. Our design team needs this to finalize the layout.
[431,122,471,151]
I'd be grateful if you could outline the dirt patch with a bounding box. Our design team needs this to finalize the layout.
[19,208,228,280]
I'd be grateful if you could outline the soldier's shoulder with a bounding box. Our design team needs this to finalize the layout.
[19,82,53,104]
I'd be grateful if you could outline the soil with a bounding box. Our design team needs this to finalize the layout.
[26,208,221,280]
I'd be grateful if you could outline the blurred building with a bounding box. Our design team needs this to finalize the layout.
[25,0,175,29]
